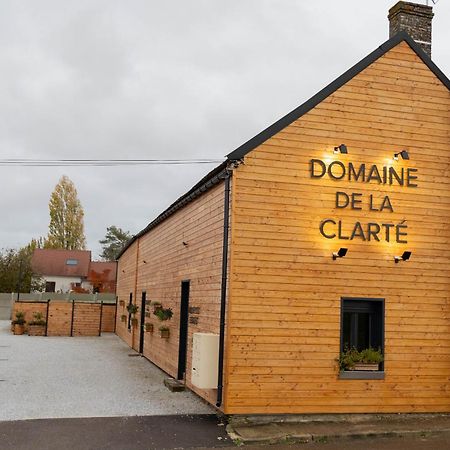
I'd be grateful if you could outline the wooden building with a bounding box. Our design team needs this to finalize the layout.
[116,2,450,414]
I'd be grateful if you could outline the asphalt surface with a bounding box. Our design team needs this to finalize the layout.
[0,320,213,420]
[0,415,231,450]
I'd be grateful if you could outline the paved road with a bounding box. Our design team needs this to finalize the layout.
[0,415,231,450]
[0,320,213,420]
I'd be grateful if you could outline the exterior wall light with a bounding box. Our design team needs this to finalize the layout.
[334,144,348,155]
[393,150,409,161]
[332,248,348,260]
[394,251,412,263]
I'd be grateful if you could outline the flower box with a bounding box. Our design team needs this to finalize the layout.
[119,300,125,307]
[131,318,138,327]
[120,314,127,323]
[145,323,153,333]
[159,328,170,339]
[351,363,380,371]
[28,324,46,336]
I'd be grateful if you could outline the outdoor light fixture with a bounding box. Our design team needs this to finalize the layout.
[334,144,348,155]
[393,150,409,161]
[394,251,412,263]
[332,248,348,260]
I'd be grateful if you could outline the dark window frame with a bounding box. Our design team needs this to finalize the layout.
[340,297,385,373]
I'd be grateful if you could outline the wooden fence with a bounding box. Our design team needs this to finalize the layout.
[12,300,117,336]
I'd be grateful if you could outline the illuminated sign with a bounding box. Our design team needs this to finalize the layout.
[310,159,418,243]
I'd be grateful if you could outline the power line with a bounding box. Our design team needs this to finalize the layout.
[0,158,224,167]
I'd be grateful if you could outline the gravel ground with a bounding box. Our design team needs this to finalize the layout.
[0,320,214,421]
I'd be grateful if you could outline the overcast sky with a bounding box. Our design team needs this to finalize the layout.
[1,1,449,259]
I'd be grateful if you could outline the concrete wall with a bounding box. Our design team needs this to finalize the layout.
[0,293,13,320]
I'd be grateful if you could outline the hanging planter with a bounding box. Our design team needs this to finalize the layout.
[152,302,162,314]
[120,314,127,323]
[154,307,173,321]
[159,326,170,339]
[131,317,139,327]
[145,323,154,333]
[119,300,125,307]
[127,304,139,315]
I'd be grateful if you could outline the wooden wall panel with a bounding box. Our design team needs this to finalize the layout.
[116,182,226,406]
[225,42,450,414]
[115,240,138,349]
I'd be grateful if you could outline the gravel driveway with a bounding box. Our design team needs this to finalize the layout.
[0,320,214,421]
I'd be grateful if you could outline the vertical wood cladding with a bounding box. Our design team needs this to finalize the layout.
[225,42,450,414]
[116,183,226,405]
[13,301,115,336]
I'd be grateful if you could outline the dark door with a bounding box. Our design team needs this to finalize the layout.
[139,291,146,354]
[177,281,190,380]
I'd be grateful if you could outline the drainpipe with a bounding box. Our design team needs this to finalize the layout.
[216,169,231,407]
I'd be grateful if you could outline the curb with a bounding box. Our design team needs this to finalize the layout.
[226,424,450,446]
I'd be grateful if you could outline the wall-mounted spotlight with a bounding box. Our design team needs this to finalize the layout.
[393,150,409,161]
[332,248,348,260]
[182,241,188,246]
[334,144,348,155]
[394,251,412,263]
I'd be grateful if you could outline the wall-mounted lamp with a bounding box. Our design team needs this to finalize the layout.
[182,241,188,246]
[394,251,412,263]
[143,260,147,264]
[334,144,348,155]
[393,150,409,161]
[332,248,348,260]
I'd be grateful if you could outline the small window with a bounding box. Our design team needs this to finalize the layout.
[66,259,78,265]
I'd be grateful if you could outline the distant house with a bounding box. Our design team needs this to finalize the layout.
[31,249,117,293]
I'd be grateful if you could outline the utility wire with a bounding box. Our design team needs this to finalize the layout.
[0,158,224,167]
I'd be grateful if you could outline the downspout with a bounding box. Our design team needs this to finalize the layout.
[216,169,231,407]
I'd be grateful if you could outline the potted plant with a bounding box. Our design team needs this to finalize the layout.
[159,326,170,339]
[152,301,162,314]
[154,307,173,321]
[28,312,46,336]
[145,322,153,333]
[127,304,139,315]
[12,311,26,335]
[120,314,127,323]
[338,347,383,372]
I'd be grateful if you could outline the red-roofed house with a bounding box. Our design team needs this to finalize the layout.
[31,249,117,293]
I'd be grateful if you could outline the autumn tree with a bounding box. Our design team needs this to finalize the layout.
[99,226,131,261]
[46,175,87,250]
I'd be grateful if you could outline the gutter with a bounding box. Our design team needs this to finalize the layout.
[216,169,232,407]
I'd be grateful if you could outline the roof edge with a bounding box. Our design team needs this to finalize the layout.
[117,161,228,260]
[226,31,450,161]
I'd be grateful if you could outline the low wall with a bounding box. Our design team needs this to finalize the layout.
[0,294,13,320]
[12,300,117,336]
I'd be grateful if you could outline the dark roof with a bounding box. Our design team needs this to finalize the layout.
[31,249,91,277]
[117,31,450,261]
[227,31,450,161]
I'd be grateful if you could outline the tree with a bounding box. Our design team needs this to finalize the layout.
[99,226,132,261]
[0,245,45,293]
[46,175,86,250]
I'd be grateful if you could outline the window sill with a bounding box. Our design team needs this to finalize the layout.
[339,371,385,380]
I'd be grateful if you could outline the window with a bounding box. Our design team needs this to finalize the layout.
[45,281,56,293]
[66,259,78,265]
[341,298,384,352]
[340,298,385,379]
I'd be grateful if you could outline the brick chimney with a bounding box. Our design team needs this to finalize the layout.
[388,1,434,57]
